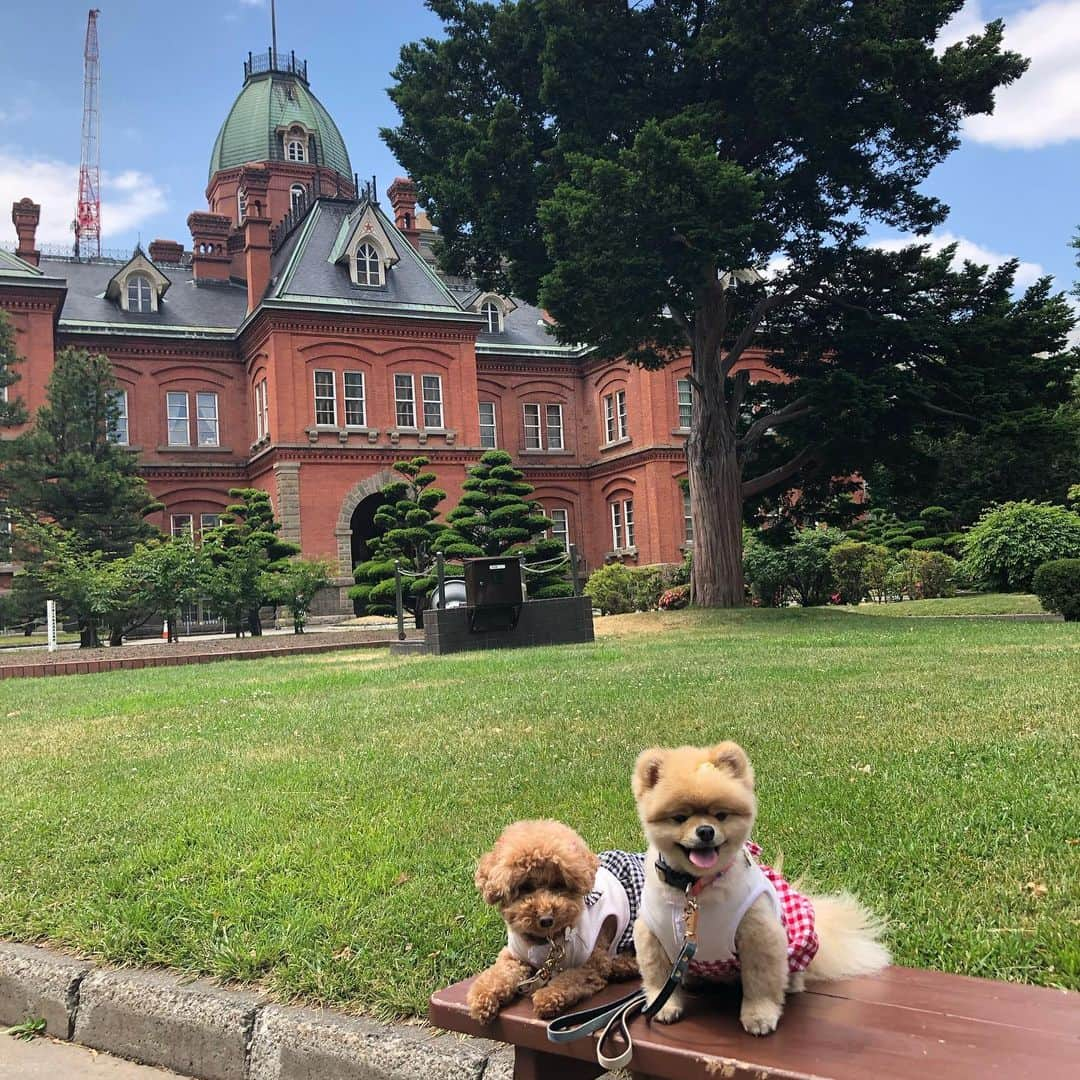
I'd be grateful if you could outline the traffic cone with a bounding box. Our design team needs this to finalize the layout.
[161,620,169,641]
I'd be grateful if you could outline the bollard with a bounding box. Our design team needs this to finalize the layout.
[569,544,582,596]
[394,561,406,641]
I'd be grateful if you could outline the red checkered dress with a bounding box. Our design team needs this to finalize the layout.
[688,843,819,979]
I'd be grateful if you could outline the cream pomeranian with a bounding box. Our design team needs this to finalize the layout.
[632,743,889,1035]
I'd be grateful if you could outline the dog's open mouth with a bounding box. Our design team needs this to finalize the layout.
[679,844,721,869]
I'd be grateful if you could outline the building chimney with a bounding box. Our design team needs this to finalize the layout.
[148,238,185,265]
[11,198,41,267]
[387,177,420,250]
[238,167,272,312]
[187,212,232,283]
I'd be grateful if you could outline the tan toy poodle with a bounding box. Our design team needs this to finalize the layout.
[466,819,642,1023]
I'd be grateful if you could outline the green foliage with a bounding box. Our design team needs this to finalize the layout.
[440,449,572,599]
[584,563,635,615]
[350,458,446,616]
[828,541,880,604]
[127,535,206,643]
[4,1017,46,1041]
[1032,559,1080,621]
[779,528,845,607]
[658,584,690,610]
[4,348,160,559]
[894,549,958,600]
[202,489,299,636]
[263,558,333,633]
[743,538,789,607]
[1068,483,1080,509]
[0,310,27,431]
[862,545,899,604]
[961,501,1080,592]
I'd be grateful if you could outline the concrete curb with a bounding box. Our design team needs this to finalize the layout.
[0,943,506,1080]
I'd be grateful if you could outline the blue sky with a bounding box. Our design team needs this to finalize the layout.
[1,0,1077,303]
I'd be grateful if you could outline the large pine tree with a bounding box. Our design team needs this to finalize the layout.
[440,450,573,598]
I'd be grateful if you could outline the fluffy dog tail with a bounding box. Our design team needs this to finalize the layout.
[804,892,890,983]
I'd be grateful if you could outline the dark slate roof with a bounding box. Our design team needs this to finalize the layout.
[40,257,247,336]
[480,298,567,352]
[266,198,480,323]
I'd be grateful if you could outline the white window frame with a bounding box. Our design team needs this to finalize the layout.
[478,401,497,448]
[344,370,366,427]
[170,514,194,539]
[126,274,153,313]
[314,370,337,426]
[394,373,416,428]
[545,403,564,450]
[683,488,693,542]
[355,242,382,286]
[610,498,635,551]
[255,378,269,440]
[523,403,542,450]
[677,378,693,430]
[286,138,306,163]
[422,374,443,429]
[548,508,570,552]
[166,392,190,447]
[604,389,627,443]
[290,184,305,214]
[200,513,220,536]
[108,389,129,446]
[196,392,219,447]
[481,300,501,333]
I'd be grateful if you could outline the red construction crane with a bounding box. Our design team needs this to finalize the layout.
[75,8,102,260]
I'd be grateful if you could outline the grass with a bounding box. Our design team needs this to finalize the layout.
[843,593,1047,617]
[0,632,81,650]
[0,608,1077,1019]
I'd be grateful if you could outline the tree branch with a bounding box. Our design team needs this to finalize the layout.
[740,395,813,449]
[721,285,805,377]
[727,370,750,425]
[741,444,819,499]
[665,293,694,347]
[920,400,979,424]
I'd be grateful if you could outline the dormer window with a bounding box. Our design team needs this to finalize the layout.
[355,242,382,286]
[126,274,153,313]
[481,300,500,333]
[290,184,305,214]
[286,138,307,163]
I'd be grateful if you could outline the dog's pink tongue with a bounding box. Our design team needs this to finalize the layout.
[689,847,719,869]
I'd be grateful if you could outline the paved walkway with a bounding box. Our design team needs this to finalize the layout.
[0,1036,187,1078]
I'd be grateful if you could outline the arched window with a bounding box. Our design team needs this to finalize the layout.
[237,188,247,222]
[286,139,306,162]
[355,242,381,286]
[481,300,501,333]
[290,184,306,214]
[126,274,153,313]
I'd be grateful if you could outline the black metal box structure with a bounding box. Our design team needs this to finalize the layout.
[463,557,523,631]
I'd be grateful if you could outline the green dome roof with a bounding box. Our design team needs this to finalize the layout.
[209,69,352,182]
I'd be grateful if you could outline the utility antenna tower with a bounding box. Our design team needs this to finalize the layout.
[75,8,102,260]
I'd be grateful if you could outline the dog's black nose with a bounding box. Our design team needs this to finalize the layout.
[696,824,716,843]
[538,915,554,928]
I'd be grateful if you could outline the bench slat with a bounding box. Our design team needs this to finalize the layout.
[429,968,1080,1080]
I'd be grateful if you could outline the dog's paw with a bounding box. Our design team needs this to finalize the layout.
[651,997,685,1024]
[740,998,782,1036]
[530,986,567,1018]
[466,990,501,1025]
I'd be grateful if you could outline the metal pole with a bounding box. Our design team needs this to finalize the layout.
[437,551,446,610]
[394,561,405,641]
[569,544,581,597]
[270,0,278,58]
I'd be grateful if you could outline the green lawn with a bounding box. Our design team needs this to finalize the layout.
[0,609,1076,1019]
[844,593,1047,617]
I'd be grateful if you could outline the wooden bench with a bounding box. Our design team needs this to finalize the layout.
[430,968,1080,1079]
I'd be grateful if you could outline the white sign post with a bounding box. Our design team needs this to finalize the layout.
[46,599,57,653]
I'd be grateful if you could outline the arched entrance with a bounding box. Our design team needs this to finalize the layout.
[334,470,396,614]
[349,493,387,569]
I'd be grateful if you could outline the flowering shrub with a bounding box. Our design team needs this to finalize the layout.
[658,584,690,610]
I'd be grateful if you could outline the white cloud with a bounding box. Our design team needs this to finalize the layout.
[942,1,1080,148]
[0,149,167,247]
[871,231,1045,288]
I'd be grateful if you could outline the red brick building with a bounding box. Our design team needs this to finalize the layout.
[1,51,773,612]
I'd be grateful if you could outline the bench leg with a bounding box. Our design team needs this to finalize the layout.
[512,1046,605,1080]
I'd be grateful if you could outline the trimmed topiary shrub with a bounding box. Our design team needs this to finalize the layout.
[583,563,636,614]
[743,538,789,607]
[896,549,957,599]
[828,541,877,604]
[961,501,1080,591]
[911,536,945,551]
[1032,559,1080,620]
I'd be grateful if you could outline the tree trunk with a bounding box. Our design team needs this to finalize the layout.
[79,617,100,648]
[247,607,262,636]
[686,300,746,608]
[109,624,123,647]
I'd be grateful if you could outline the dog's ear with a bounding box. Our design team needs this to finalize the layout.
[475,847,515,906]
[709,741,754,786]
[632,747,666,797]
[557,843,599,897]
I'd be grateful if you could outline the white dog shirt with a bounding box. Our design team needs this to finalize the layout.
[641,850,780,967]
[507,853,642,970]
